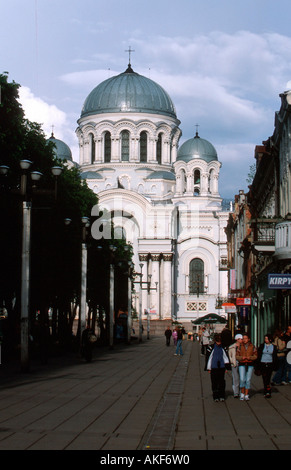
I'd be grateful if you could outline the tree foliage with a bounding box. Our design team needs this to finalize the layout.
[0,73,132,358]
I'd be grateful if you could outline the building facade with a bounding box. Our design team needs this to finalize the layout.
[226,87,291,345]
[74,63,229,328]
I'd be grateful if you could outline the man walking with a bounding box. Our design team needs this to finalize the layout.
[165,326,172,346]
[205,333,231,402]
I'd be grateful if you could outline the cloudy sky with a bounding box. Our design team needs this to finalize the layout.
[2,0,291,199]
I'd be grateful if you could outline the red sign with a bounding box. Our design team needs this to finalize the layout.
[236,298,251,306]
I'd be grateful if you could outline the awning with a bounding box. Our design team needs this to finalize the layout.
[192,313,227,325]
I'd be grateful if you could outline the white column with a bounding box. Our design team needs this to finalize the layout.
[186,172,194,194]
[163,140,170,164]
[149,138,157,163]
[171,142,178,163]
[96,138,102,163]
[162,254,173,319]
[213,174,219,195]
[150,254,160,318]
[111,137,120,161]
[79,141,84,165]
[130,137,139,162]
[83,139,90,164]
[139,253,148,319]
[201,172,208,195]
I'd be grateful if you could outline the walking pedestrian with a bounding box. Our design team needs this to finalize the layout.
[255,334,278,398]
[221,327,233,349]
[165,326,172,346]
[272,329,286,385]
[205,333,231,402]
[228,334,243,398]
[282,325,291,384]
[236,333,257,401]
[172,327,178,346]
[201,327,210,355]
[174,327,183,356]
[81,325,95,362]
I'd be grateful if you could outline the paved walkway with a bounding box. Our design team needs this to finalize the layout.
[0,336,291,451]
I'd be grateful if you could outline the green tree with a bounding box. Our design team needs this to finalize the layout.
[246,163,256,185]
[0,73,97,357]
[0,73,132,359]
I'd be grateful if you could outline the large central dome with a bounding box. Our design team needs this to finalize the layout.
[81,65,177,119]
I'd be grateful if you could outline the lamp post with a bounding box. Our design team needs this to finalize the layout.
[146,274,158,340]
[63,216,90,348]
[133,264,158,342]
[127,261,134,344]
[80,216,90,345]
[109,245,117,349]
[20,159,37,372]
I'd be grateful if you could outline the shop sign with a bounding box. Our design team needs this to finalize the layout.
[268,274,291,289]
[236,298,251,306]
[240,306,249,325]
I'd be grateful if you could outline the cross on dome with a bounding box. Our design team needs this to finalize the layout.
[125,45,135,66]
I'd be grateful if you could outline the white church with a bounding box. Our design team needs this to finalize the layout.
[50,60,230,329]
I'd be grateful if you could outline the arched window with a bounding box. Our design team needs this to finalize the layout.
[194,169,200,185]
[157,133,162,164]
[194,169,200,196]
[140,131,147,162]
[121,130,130,161]
[104,131,111,162]
[189,258,204,295]
[89,133,95,164]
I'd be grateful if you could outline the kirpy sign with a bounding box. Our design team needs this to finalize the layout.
[268,274,291,289]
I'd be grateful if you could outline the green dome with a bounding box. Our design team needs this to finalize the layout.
[177,133,218,163]
[47,134,72,161]
[81,65,177,119]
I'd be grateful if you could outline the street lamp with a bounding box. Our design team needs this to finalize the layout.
[80,216,90,345]
[126,259,134,344]
[51,166,63,201]
[109,245,117,349]
[133,264,158,342]
[0,165,9,176]
[63,216,90,349]
[146,274,158,340]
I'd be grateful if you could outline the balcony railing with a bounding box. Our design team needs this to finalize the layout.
[252,219,276,253]
[274,220,291,260]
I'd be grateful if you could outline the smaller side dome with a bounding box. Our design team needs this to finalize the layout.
[177,132,217,163]
[47,133,73,161]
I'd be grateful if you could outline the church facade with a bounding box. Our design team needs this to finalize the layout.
[73,62,229,327]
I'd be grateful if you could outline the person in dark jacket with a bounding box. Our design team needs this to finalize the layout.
[205,333,231,402]
[255,334,278,398]
[165,327,172,346]
[81,326,94,362]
